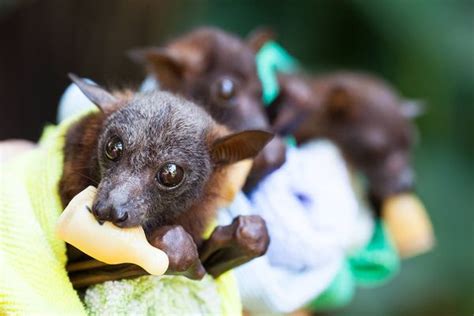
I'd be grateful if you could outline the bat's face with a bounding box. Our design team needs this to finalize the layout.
[318,75,418,207]
[332,109,415,205]
[92,92,214,230]
[275,73,419,208]
[179,36,268,133]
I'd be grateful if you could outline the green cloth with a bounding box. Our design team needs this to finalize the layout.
[308,261,355,310]
[0,117,87,315]
[0,112,242,315]
[256,41,299,105]
[350,219,400,286]
[308,220,400,311]
[285,135,298,148]
[84,273,239,315]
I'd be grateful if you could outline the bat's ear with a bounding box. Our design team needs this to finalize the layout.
[247,27,276,52]
[68,73,117,112]
[400,99,425,119]
[128,48,184,91]
[211,130,274,165]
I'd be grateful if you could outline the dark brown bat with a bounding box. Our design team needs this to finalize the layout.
[60,75,271,285]
[270,71,423,214]
[129,27,286,190]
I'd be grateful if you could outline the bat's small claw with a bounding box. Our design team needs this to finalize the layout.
[201,215,270,278]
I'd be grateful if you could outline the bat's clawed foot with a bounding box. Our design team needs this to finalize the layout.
[148,216,269,280]
[200,215,270,278]
[148,225,206,280]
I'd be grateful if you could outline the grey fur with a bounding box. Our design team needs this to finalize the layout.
[94,91,214,230]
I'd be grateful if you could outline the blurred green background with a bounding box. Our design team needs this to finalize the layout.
[0,1,472,315]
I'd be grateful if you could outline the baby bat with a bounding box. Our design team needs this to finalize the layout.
[270,71,422,214]
[59,74,271,282]
[129,27,286,190]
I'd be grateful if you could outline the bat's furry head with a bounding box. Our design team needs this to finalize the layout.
[273,72,423,210]
[60,75,272,234]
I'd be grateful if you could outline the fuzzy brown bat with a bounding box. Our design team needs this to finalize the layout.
[270,71,422,214]
[60,75,271,283]
[129,27,286,190]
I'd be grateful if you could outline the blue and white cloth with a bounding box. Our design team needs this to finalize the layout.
[218,142,375,314]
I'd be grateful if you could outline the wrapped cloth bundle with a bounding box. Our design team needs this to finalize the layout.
[0,117,85,315]
[219,141,400,314]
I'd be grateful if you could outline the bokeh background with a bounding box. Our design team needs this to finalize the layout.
[0,1,472,315]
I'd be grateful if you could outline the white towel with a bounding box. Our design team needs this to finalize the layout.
[218,141,374,314]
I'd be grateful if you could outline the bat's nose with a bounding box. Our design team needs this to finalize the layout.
[92,201,129,226]
[111,208,129,225]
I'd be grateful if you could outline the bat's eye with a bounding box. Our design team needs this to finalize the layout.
[105,136,123,161]
[157,163,184,188]
[214,77,236,104]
